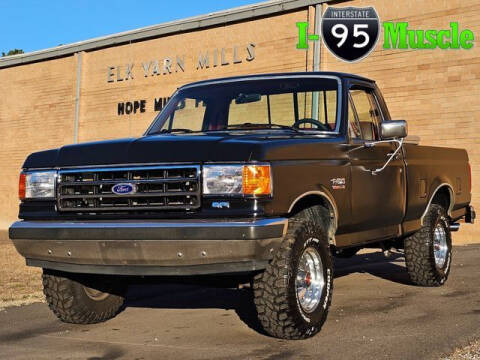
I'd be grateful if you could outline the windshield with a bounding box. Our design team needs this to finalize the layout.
[146,76,340,135]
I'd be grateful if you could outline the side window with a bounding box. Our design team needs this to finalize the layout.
[349,88,382,141]
[348,97,361,139]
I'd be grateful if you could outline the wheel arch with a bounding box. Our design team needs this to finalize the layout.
[421,183,454,225]
[287,191,338,245]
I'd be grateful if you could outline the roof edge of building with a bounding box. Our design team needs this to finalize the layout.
[0,0,326,69]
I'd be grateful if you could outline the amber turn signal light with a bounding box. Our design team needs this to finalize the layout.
[19,173,26,200]
[243,165,271,195]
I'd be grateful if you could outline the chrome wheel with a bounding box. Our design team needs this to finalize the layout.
[433,223,448,268]
[295,245,325,313]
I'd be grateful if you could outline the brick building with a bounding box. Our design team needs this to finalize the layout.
[0,0,478,241]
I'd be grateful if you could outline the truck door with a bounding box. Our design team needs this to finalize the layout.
[346,83,406,244]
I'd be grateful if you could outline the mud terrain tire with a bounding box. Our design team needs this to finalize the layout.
[253,208,333,339]
[404,204,452,286]
[42,269,127,324]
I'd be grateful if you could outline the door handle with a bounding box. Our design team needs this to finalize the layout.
[387,152,399,159]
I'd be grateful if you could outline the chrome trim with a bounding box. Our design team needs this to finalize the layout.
[449,223,460,232]
[57,164,201,212]
[380,120,408,140]
[421,183,455,225]
[433,222,448,268]
[59,164,200,173]
[10,218,288,230]
[295,244,324,313]
[25,162,201,171]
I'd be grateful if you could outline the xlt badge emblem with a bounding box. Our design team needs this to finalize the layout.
[330,178,346,190]
[112,183,137,195]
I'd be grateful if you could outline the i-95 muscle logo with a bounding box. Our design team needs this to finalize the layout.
[321,6,380,62]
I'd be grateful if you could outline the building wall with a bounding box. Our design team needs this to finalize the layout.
[320,0,479,242]
[77,10,314,143]
[0,56,77,229]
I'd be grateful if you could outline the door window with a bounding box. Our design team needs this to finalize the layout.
[348,97,361,139]
[349,88,382,141]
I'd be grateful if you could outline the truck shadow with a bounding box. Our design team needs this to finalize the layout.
[124,251,411,336]
[126,283,267,335]
[333,251,412,285]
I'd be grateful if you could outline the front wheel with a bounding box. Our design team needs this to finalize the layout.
[404,204,452,286]
[42,270,127,324]
[253,213,333,339]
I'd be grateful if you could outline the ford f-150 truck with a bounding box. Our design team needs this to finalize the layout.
[9,72,475,339]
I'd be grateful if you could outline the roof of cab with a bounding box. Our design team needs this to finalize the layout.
[179,72,374,89]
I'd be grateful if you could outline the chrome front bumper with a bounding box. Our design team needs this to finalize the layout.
[9,218,288,276]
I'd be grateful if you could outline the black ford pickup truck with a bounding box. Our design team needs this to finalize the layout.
[10,72,475,339]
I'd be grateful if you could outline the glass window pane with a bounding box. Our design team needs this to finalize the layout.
[162,98,205,131]
[348,99,361,139]
[269,94,295,126]
[228,95,268,125]
[350,89,381,140]
[317,90,337,130]
[148,77,340,134]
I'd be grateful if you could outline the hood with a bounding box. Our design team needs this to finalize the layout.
[23,132,343,169]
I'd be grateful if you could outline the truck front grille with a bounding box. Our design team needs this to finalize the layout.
[57,165,201,212]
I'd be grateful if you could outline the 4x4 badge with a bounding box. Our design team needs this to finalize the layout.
[330,178,346,190]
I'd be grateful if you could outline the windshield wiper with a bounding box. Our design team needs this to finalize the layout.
[223,123,301,133]
[150,128,195,135]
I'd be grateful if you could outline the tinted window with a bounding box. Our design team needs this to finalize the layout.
[167,98,205,131]
[147,77,340,134]
[348,97,361,139]
[349,88,382,140]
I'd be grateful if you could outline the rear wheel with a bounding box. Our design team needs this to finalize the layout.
[42,269,127,324]
[404,204,452,286]
[253,209,333,339]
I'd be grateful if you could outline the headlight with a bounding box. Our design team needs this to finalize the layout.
[203,164,271,196]
[19,171,57,199]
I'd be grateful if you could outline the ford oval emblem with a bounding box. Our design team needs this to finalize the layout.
[112,183,136,195]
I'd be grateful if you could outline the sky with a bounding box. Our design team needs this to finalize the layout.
[0,0,261,54]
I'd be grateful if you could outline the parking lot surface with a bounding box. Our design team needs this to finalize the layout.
[1,245,479,360]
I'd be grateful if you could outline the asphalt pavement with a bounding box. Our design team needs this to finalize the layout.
[1,245,479,360]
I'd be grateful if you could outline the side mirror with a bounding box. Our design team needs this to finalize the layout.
[380,120,408,139]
